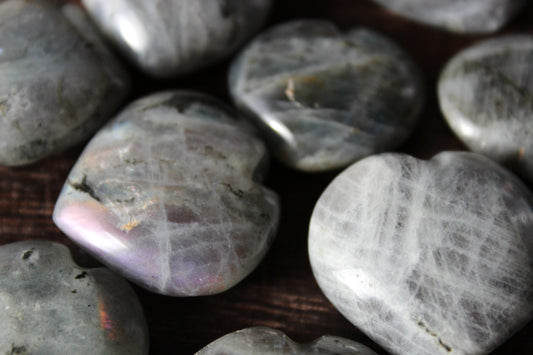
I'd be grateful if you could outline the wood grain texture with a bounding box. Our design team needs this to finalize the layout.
[1,0,532,353]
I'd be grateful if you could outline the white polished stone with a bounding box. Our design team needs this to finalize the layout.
[195,327,378,355]
[439,35,533,183]
[372,0,526,34]
[309,152,533,355]
[82,0,272,77]
[0,241,148,354]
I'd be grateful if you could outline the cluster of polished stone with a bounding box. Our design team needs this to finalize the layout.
[1,0,532,353]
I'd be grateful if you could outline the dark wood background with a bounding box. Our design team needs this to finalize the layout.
[1,0,533,353]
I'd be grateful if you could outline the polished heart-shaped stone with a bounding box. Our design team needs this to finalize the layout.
[439,35,533,183]
[372,0,526,34]
[309,152,533,355]
[82,0,272,77]
[53,91,280,296]
[0,0,130,166]
[0,241,148,354]
[229,20,423,172]
[195,327,377,355]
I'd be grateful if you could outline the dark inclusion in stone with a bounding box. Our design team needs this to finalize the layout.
[439,35,533,183]
[229,20,424,172]
[0,0,130,166]
[53,91,280,297]
[0,241,149,354]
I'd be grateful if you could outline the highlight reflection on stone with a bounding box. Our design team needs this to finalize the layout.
[372,0,526,34]
[195,327,378,355]
[82,0,272,78]
[0,0,130,166]
[439,35,533,183]
[0,241,148,354]
[309,152,533,355]
[53,91,280,296]
[229,20,423,172]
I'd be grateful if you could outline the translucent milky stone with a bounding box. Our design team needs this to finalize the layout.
[195,327,378,355]
[53,91,280,296]
[229,20,423,172]
[439,35,533,183]
[0,0,130,166]
[82,0,272,78]
[372,0,526,34]
[309,152,533,355]
[0,241,148,354]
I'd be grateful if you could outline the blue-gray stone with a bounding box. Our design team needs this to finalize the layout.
[0,0,130,166]
[229,20,424,172]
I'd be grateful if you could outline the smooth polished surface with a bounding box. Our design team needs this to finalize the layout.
[230,20,423,172]
[82,0,272,78]
[3,1,533,354]
[309,152,533,355]
[196,326,378,355]
[54,91,280,296]
[372,0,526,34]
[439,35,533,183]
[0,0,130,166]
[0,241,148,354]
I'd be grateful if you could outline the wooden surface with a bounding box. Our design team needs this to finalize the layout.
[1,0,533,353]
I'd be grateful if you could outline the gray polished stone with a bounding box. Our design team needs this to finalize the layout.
[229,20,423,172]
[372,0,526,34]
[439,35,533,183]
[82,0,272,78]
[54,91,280,296]
[0,241,148,354]
[309,152,533,355]
[195,327,378,355]
[0,0,130,166]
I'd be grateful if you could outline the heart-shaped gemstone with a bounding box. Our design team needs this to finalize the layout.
[439,35,533,183]
[0,0,130,166]
[195,327,377,354]
[229,20,423,172]
[53,91,280,296]
[372,0,526,34]
[309,152,533,354]
[0,241,148,354]
[82,0,272,77]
